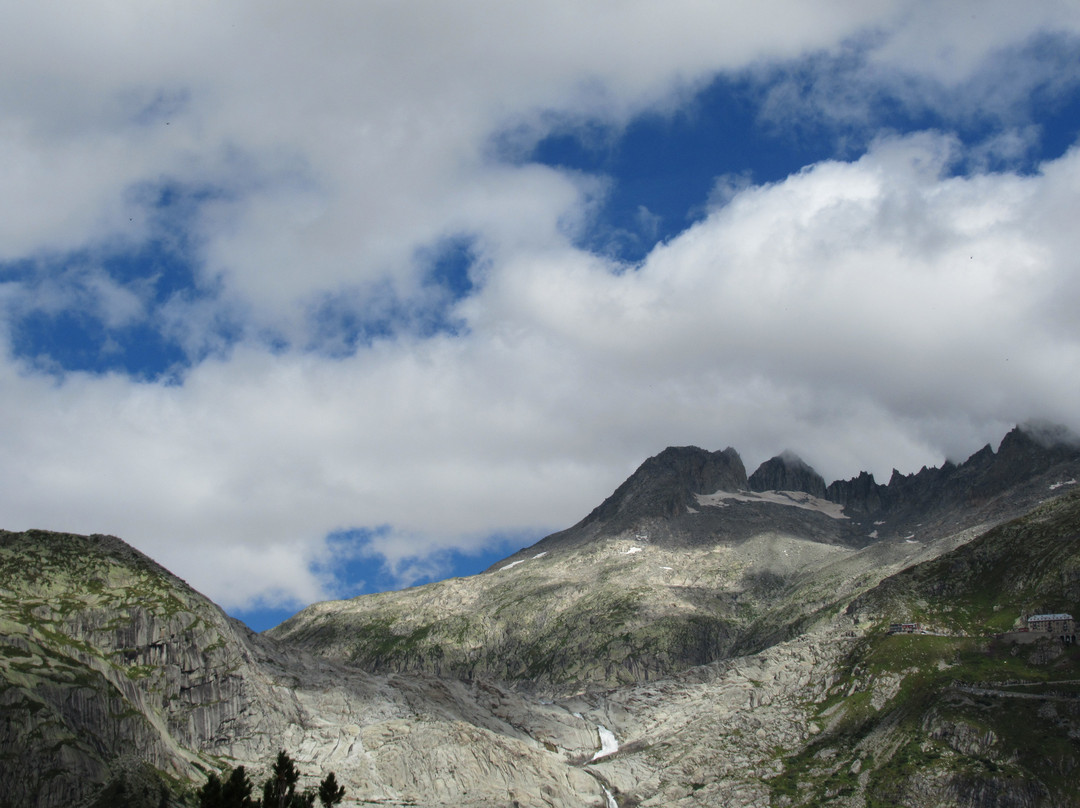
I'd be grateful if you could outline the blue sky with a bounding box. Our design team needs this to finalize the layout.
[2,2,1080,632]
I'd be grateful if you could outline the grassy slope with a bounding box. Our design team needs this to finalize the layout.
[770,490,1080,807]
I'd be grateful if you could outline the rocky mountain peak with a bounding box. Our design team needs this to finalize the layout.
[997,422,1079,466]
[1016,420,1080,449]
[748,451,827,498]
[965,422,1080,500]
[825,470,885,514]
[581,445,747,526]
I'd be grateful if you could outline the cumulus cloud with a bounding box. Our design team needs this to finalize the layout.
[0,1,896,329]
[6,131,1080,608]
[3,2,1080,612]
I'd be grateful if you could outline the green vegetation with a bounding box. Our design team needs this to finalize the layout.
[771,630,1080,806]
[0,643,32,659]
[86,767,172,808]
[198,752,344,808]
[769,491,1080,806]
[854,489,1080,634]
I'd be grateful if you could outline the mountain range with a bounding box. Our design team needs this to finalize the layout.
[2,424,1080,807]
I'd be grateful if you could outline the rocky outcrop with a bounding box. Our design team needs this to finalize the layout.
[825,424,1080,523]
[826,469,887,514]
[749,451,828,498]
[890,770,1050,808]
[0,529,298,806]
[581,445,748,526]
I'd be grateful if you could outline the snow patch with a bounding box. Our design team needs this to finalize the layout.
[695,489,848,519]
[499,552,546,570]
[660,566,673,571]
[591,725,619,761]
[1050,479,1077,490]
[868,530,879,539]
[621,546,643,555]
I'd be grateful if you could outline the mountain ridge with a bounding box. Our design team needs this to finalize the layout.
[495,423,1080,564]
[4,422,1080,807]
[273,424,1080,695]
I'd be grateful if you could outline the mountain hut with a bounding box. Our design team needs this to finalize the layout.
[1026,613,1076,643]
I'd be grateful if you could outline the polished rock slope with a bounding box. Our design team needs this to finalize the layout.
[0,530,608,807]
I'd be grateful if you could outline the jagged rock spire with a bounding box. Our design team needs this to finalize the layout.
[748,451,827,498]
[581,446,747,526]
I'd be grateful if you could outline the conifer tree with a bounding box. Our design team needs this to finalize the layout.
[221,765,257,808]
[197,773,223,808]
[317,772,346,807]
[200,751,322,808]
[199,765,258,808]
[262,751,299,808]
[261,751,315,808]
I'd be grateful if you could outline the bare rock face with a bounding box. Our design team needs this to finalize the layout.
[826,423,1080,526]
[825,469,887,515]
[582,446,749,525]
[749,451,828,499]
[0,529,298,806]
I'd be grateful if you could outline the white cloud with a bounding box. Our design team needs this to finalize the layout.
[0,1,899,323]
[755,3,1080,145]
[2,3,1080,610]
[871,1,1080,85]
[5,132,1080,607]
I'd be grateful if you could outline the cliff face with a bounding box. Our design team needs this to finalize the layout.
[580,445,748,526]
[0,530,296,807]
[749,451,828,498]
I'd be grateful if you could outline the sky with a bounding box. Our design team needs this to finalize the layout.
[3,1,1080,631]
